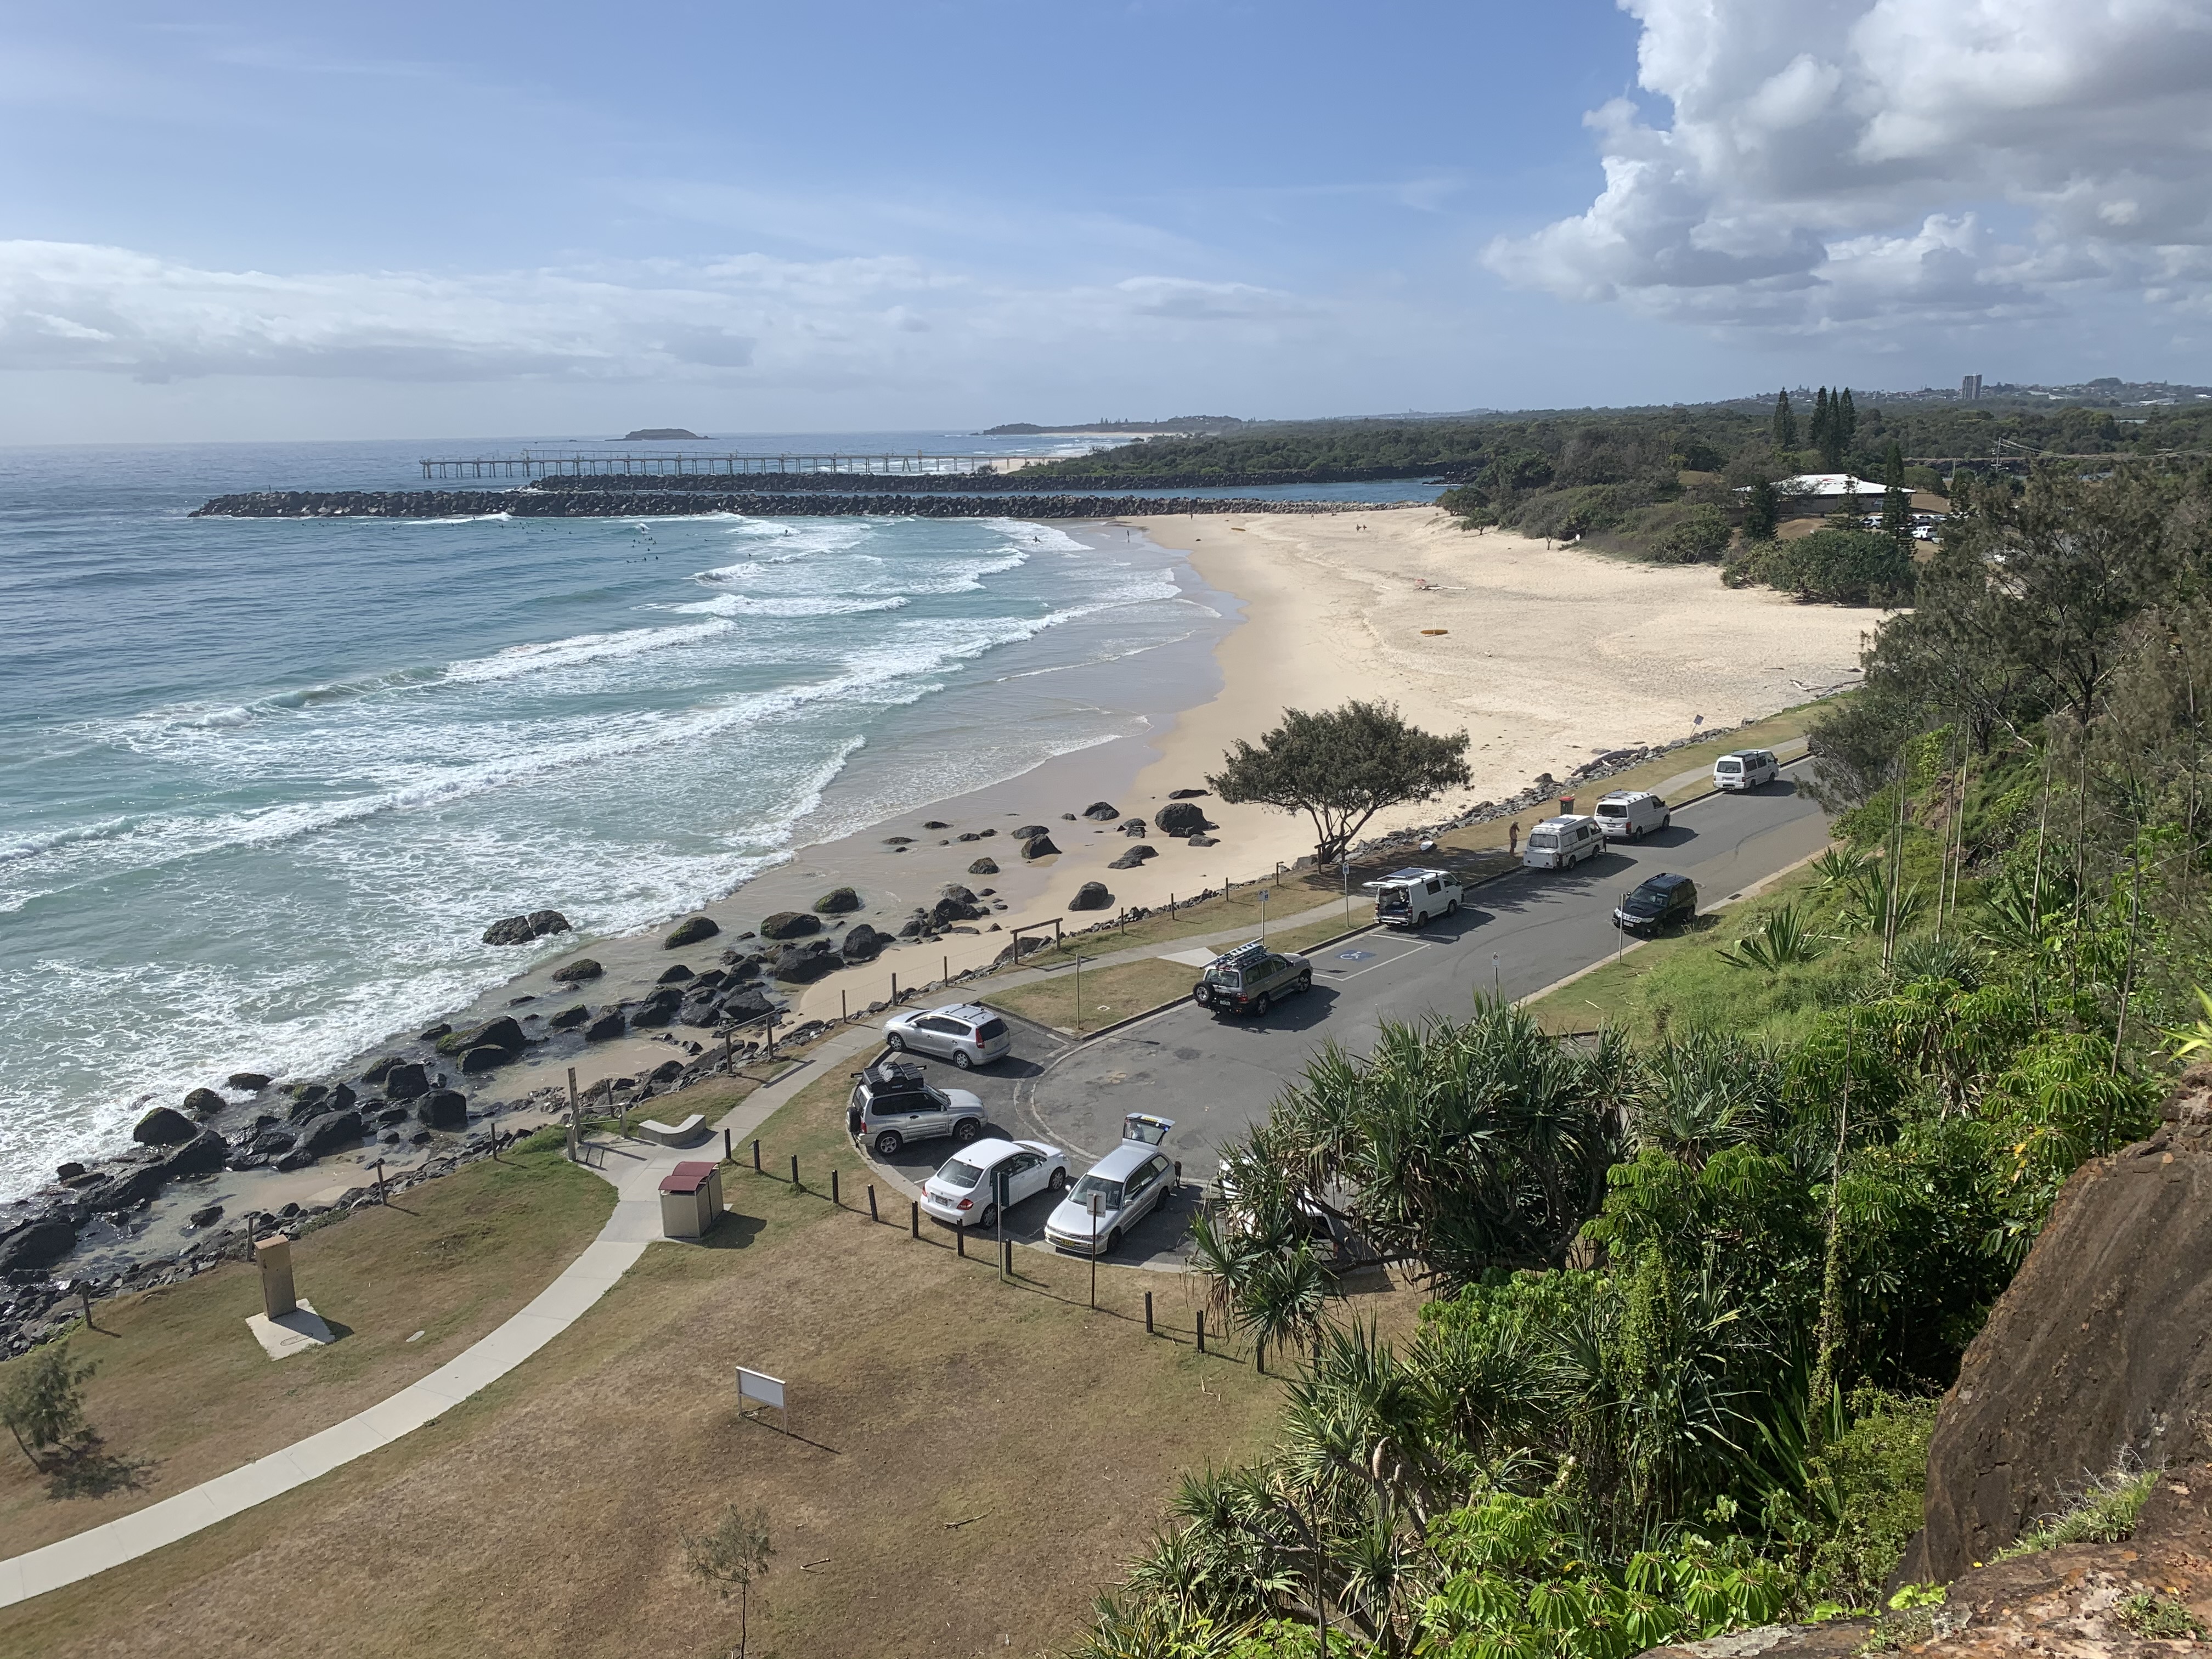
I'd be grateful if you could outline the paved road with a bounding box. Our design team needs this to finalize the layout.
[867,759,1829,1266]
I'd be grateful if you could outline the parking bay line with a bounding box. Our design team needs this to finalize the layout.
[1324,941,1432,981]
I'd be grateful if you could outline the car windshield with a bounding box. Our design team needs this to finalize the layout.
[1069,1174,1123,1212]
[938,1159,984,1190]
[1624,887,1669,913]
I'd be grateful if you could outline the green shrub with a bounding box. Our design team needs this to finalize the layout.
[1761,529,1916,606]
[1798,1390,1939,1610]
[1997,1462,2158,1558]
[1652,504,1734,563]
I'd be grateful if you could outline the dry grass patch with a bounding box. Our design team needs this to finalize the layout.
[0,1144,614,1557]
[983,957,1198,1035]
[0,1068,1289,1659]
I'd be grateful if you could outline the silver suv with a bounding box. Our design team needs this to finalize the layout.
[1192,940,1313,1017]
[846,1059,986,1156]
[883,1002,1010,1069]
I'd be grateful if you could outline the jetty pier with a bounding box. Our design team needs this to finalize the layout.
[417,450,1032,480]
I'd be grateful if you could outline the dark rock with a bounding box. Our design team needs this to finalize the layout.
[629,1001,673,1029]
[296,1110,365,1157]
[1108,848,1155,870]
[275,1148,318,1173]
[482,915,535,946]
[83,1165,167,1212]
[361,1056,398,1085]
[329,1082,356,1110]
[1120,817,1147,836]
[720,985,775,1024]
[224,1071,271,1091]
[759,911,820,941]
[841,923,889,963]
[1155,801,1210,834]
[409,1130,432,1146]
[0,1218,77,1272]
[437,1016,523,1058]
[416,1091,468,1132]
[939,883,979,905]
[1068,881,1114,911]
[727,956,762,983]
[976,827,996,838]
[657,963,695,984]
[376,1106,409,1126]
[550,958,603,984]
[417,1023,452,1041]
[584,1011,626,1042]
[691,968,726,990]
[459,1045,508,1074]
[1082,801,1120,820]
[250,1128,296,1157]
[1188,833,1218,847]
[549,1005,591,1031]
[883,835,913,845]
[1020,835,1059,859]
[132,1105,198,1147]
[664,916,719,948]
[54,1162,84,1182]
[188,1204,224,1229]
[648,1059,685,1085]
[968,857,1000,875]
[1013,823,1049,839]
[381,1061,430,1101]
[526,909,571,936]
[956,831,981,842]
[1169,787,1210,799]
[773,939,839,982]
[898,917,925,939]
[163,1131,230,1177]
[813,887,861,915]
[922,820,950,830]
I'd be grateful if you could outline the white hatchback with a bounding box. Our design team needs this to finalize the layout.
[919,1137,1069,1229]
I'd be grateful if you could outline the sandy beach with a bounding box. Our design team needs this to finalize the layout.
[472,506,1883,1086]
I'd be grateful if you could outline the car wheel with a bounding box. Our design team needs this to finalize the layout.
[884,1031,906,1051]
[1252,992,1271,1017]
[977,1203,997,1230]
[1104,1227,1122,1252]
[873,1130,904,1156]
[953,1118,983,1144]
[1048,1167,1068,1192]
[951,1048,973,1070]
[1663,814,1672,830]
[1447,896,1461,915]
[1297,972,1313,994]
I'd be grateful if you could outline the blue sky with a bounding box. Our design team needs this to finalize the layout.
[3,0,2208,441]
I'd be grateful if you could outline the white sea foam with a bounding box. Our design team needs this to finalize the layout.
[669,593,910,618]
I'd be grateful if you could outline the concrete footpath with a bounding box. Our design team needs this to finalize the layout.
[0,1026,877,1610]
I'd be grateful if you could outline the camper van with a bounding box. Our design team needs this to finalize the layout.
[1593,790,1670,841]
[1522,815,1604,871]
[1362,867,1464,927]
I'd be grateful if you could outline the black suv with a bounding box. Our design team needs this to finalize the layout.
[1613,873,1697,934]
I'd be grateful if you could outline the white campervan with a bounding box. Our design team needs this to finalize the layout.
[1594,790,1670,841]
[1714,749,1780,792]
[1363,867,1463,927]
[1522,815,1604,870]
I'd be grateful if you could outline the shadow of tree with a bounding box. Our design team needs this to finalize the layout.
[43,1437,156,1501]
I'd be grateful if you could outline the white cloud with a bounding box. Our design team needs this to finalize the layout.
[0,241,1311,386]
[1486,0,2212,333]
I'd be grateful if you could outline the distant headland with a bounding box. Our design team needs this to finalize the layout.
[983,416,1246,436]
[618,427,703,441]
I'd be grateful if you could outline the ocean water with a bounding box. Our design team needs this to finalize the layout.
[0,435,1221,1194]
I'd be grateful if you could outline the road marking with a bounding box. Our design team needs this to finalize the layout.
[1337,949,1374,961]
[1329,943,1431,981]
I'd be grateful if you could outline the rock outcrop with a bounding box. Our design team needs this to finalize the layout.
[759,911,819,941]
[1155,801,1212,836]
[550,958,603,983]
[813,887,861,915]
[664,916,719,948]
[1020,835,1060,859]
[1069,882,1113,911]
[482,910,571,945]
[132,1106,198,1147]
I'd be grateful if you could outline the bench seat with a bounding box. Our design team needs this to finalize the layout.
[636,1113,708,1148]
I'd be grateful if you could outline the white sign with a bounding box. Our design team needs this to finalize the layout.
[736,1366,786,1413]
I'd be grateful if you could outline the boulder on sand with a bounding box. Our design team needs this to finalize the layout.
[664,916,719,949]
[381,1061,430,1100]
[759,911,820,941]
[550,958,603,984]
[1081,801,1120,821]
[1108,847,1156,870]
[133,1105,198,1147]
[1155,801,1211,836]
[774,939,839,982]
[812,887,862,915]
[225,1071,272,1092]
[483,909,572,946]
[1169,787,1210,799]
[296,1109,365,1157]
[968,857,1000,875]
[163,1130,230,1178]
[549,1005,591,1030]
[1020,835,1060,860]
[841,923,889,963]
[1068,881,1114,911]
[1013,824,1049,840]
[416,1091,469,1132]
[437,1016,523,1058]
[1120,818,1147,836]
[584,1011,626,1042]
[459,1045,509,1075]
[657,963,694,984]
[0,1218,77,1273]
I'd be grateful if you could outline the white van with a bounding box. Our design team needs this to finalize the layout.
[1363,866,1463,927]
[1522,815,1604,870]
[1714,749,1780,792]
[1594,790,1670,841]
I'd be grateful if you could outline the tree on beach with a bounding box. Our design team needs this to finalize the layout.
[1209,700,1471,870]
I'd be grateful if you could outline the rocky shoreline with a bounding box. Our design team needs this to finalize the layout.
[188,489,1408,520]
[514,465,1456,494]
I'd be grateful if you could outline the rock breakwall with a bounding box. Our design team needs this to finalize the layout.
[520,463,1459,493]
[191,490,1392,520]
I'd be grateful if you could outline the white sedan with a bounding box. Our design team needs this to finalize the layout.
[918,1137,1070,1229]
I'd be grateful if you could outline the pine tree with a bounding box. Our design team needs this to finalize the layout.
[1809,388,1832,463]
[1880,438,1913,551]
[1771,389,1798,451]
[1745,478,1780,541]
[1839,388,1859,456]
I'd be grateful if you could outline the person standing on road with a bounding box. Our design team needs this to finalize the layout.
[1508,820,1520,858]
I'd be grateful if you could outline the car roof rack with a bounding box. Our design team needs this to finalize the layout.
[1209,939,1273,969]
[1363,866,1444,888]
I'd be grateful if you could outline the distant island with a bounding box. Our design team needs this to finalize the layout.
[984,416,1246,435]
[619,428,704,441]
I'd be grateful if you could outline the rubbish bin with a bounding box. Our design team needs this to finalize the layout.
[658,1160,725,1239]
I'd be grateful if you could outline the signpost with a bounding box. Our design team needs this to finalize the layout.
[737,1365,788,1431]
[1088,1192,1102,1308]
[995,1166,1010,1283]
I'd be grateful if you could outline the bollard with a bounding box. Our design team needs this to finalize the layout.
[957,1226,965,1259]
[910,1199,919,1239]
[831,1169,840,1207]
[723,1127,732,1164]
[1197,1310,1207,1354]
[752,1138,761,1172]
[868,1184,879,1222]
[891,970,899,1001]
[1145,1290,1154,1334]
[841,988,848,1023]
[1256,1336,1266,1376]
[789,1153,800,1189]
[1002,1238,1013,1276]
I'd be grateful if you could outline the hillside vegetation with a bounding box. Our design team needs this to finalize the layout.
[1077,462,2212,1658]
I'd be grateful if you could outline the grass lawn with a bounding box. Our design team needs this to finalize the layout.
[0,1144,616,1558]
[1013,873,1348,965]
[0,1066,1312,1659]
